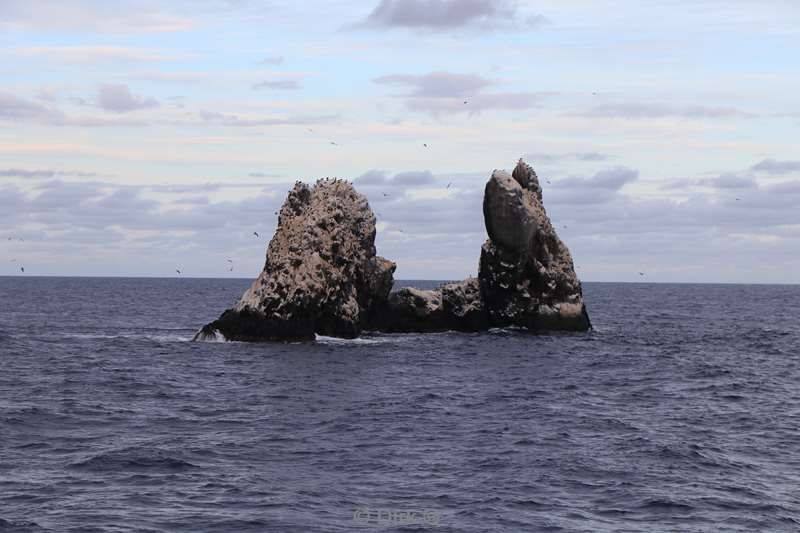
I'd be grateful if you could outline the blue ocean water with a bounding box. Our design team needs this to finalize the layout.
[0,277,799,532]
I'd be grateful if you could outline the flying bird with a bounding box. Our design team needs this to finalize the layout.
[20,266,24,273]
[639,272,645,276]
[735,198,741,201]
[382,193,389,197]
[423,143,429,148]
[329,141,338,146]
[546,179,551,184]
[253,231,259,238]
[176,269,181,275]
[446,182,452,189]
[463,99,468,104]
[227,259,233,263]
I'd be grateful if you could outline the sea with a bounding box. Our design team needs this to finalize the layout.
[0,277,798,532]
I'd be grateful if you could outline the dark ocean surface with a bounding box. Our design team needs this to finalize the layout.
[0,277,798,532]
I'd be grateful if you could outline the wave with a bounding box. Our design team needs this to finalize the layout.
[0,518,45,532]
[69,446,198,473]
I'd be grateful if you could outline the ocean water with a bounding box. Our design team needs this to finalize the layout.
[0,277,799,532]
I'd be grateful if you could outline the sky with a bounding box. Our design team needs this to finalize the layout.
[1,0,799,283]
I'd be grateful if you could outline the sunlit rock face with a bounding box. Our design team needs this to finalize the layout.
[195,160,589,342]
[194,178,395,342]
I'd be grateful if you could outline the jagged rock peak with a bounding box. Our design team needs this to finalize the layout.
[511,158,542,201]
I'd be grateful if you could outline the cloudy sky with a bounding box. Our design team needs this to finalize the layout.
[2,0,799,282]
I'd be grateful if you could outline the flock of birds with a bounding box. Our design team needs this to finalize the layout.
[6,93,666,279]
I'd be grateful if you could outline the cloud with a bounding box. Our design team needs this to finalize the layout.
[96,84,160,113]
[198,110,339,127]
[750,159,800,175]
[526,152,609,164]
[248,172,284,178]
[547,166,638,205]
[699,172,757,190]
[558,166,639,190]
[354,169,436,187]
[0,0,195,34]
[356,0,547,32]
[3,166,799,280]
[0,168,98,179]
[374,71,547,115]
[10,46,183,63]
[252,80,302,91]
[374,71,492,97]
[0,91,62,122]
[575,103,753,120]
[0,91,148,127]
[259,55,284,65]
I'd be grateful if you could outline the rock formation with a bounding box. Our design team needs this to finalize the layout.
[195,160,589,342]
[366,159,590,333]
[478,160,590,331]
[194,178,395,341]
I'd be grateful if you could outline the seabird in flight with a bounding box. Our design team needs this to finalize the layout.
[253,231,259,238]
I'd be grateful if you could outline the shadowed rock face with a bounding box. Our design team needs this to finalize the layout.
[195,160,589,342]
[365,277,489,333]
[195,179,395,341]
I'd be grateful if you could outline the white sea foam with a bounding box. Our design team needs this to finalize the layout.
[191,329,228,343]
[63,332,193,343]
[314,334,385,345]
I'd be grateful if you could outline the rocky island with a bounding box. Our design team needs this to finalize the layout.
[194,160,590,342]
